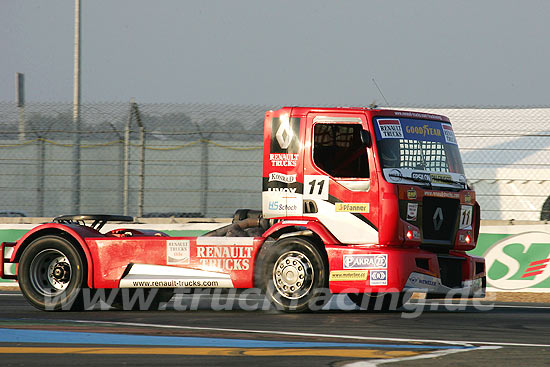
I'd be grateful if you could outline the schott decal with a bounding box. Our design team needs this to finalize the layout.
[343,254,387,269]
[484,232,550,290]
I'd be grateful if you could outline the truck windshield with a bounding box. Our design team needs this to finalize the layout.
[373,116,465,187]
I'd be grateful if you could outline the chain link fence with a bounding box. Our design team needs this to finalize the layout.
[0,102,265,218]
[1,102,549,220]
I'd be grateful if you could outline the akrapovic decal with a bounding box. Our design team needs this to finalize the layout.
[343,254,387,269]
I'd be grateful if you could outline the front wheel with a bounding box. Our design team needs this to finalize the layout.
[257,237,329,312]
[18,235,86,311]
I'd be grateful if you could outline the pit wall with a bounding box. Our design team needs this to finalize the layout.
[1,219,549,293]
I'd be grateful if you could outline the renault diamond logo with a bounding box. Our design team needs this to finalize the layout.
[275,117,292,150]
[433,207,443,231]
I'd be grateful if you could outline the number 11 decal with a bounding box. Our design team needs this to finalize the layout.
[304,175,329,200]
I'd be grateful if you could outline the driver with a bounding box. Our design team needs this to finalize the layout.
[379,139,401,168]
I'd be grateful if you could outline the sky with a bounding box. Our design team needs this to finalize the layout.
[2,0,550,107]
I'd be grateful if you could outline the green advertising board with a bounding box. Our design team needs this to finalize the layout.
[469,228,550,291]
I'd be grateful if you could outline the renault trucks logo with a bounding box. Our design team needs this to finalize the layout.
[484,232,550,290]
[270,116,300,154]
[276,117,292,149]
[343,254,387,269]
[433,207,443,231]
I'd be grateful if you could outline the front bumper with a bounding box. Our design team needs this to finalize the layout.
[326,245,486,297]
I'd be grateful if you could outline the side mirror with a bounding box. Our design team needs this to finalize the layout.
[360,130,372,148]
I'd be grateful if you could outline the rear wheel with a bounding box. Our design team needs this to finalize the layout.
[347,292,410,311]
[18,235,86,311]
[257,237,329,312]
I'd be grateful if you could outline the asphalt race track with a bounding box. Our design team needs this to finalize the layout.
[0,290,549,366]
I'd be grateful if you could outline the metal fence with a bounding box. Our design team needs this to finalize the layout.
[1,102,550,220]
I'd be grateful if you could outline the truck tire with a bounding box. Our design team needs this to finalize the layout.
[18,235,86,311]
[257,237,329,312]
[347,292,410,311]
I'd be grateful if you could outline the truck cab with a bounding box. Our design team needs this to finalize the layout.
[261,107,484,304]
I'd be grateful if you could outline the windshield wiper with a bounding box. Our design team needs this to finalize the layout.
[388,172,432,189]
[388,172,465,189]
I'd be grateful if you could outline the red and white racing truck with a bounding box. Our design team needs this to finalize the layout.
[0,107,485,312]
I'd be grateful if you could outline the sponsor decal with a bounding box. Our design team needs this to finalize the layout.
[377,119,404,139]
[464,192,472,204]
[130,279,223,288]
[268,172,297,184]
[370,270,387,286]
[393,111,443,121]
[459,205,473,229]
[270,153,298,167]
[329,270,369,281]
[375,117,458,147]
[196,245,253,271]
[412,172,430,183]
[407,273,438,288]
[343,254,387,269]
[335,203,370,213]
[407,203,418,221]
[430,173,452,184]
[263,191,303,217]
[424,191,460,199]
[483,232,550,290]
[405,124,441,138]
[407,188,417,200]
[167,240,190,265]
[442,123,457,144]
[268,187,297,193]
[268,200,299,212]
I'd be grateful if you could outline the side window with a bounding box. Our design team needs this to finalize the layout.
[313,124,369,178]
